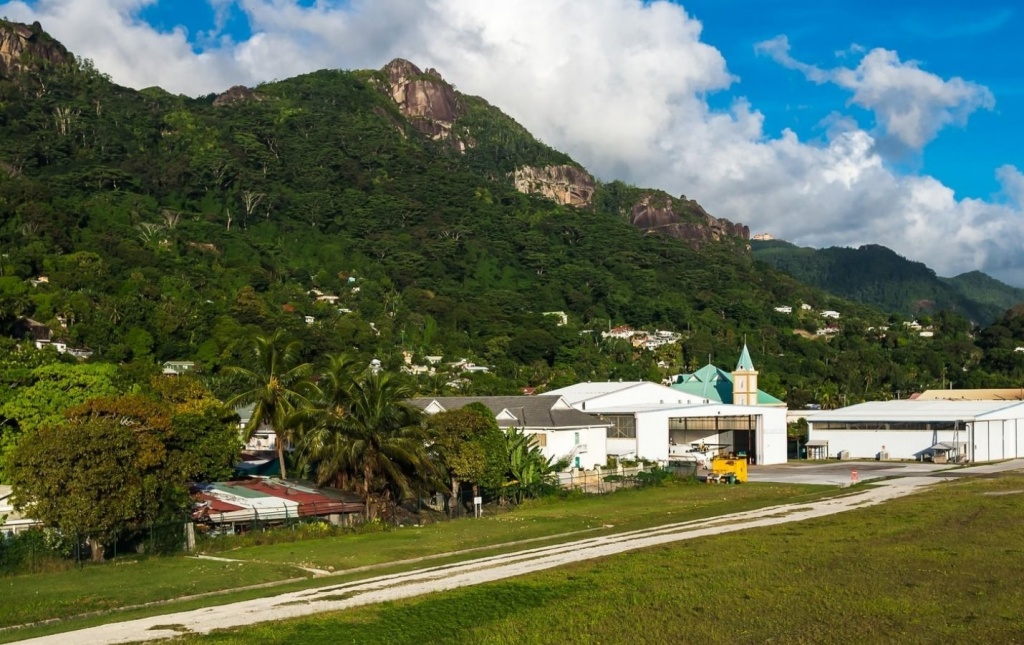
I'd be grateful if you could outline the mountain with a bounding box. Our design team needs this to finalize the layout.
[3,19,1022,404]
[752,240,1024,325]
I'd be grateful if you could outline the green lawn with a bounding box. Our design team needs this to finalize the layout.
[184,474,1024,644]
[0,558,306,630]
[0,480,829,636]
[221,481,833,571]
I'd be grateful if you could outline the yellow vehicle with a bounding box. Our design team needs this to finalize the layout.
[709,455,747,483]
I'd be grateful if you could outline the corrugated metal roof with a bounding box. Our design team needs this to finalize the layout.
[409,396,609,429]
[193,479,363,523]
[809,399,1024,422]
[915,388,1024,401]
[544,382,652,405]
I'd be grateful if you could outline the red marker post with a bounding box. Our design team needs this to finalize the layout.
[850,469,859,484]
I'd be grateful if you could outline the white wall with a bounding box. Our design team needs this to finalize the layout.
[971,419,1024,462]
[759,407,788,465]
[607,437,637,457]
[534,426,608,470]
[635,410,672,462]
[629,407,788,465]
[808,429,954,460]
[810,418,1024,462]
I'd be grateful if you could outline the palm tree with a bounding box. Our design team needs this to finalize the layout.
[504,427,563,503]
[225,330,315,479]
[303,370,433,520]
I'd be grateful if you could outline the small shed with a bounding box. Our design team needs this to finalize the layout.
[805,439,829,460]
[924,442,967,464]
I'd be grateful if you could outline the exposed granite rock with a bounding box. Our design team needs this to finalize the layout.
[0,21,71,77]
[213,85,263,107]
[513,165,595,207]
[630,194,749,246]
[377,58,467,149]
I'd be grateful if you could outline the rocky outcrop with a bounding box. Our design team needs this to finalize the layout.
[630,194,748,246]
[213,85,262,107]
[377,58,467,149]
[0,21,71,77]
[513,165,595,207]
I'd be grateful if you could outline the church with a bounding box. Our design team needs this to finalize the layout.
[668,345,786,407]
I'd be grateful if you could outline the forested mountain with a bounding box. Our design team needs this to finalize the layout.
[2,19,1024,408]
[752,240,1024,325]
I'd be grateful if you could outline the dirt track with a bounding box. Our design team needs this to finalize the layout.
[20,460,1024,644]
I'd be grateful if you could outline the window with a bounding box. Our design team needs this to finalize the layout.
[813,421,957,431]
[668,416,756,432]
[601,415,636,439]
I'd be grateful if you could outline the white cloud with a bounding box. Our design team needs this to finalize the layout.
[2,0,1023,285]
[757,34,994,151]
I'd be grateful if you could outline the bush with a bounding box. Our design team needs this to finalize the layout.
[0,529,73,576]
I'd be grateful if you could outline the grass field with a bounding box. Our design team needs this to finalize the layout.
[181,474,1024,644]
[0,480,832,637]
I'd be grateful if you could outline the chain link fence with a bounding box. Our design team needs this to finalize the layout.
[0,519,189,576]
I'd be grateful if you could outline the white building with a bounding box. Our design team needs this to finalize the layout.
[808,400,1024,462]
[410,395,610,470]
[1,485,42,535]
[820,310,841,319]
[774,306,793,314]
[547,369,788,465]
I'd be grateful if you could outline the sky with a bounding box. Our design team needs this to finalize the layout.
[2,0,1023,285]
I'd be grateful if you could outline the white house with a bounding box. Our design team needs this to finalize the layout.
[808,399,1024,462]
[820,310,841,319]
[410,396,610,470]
[543,311,569,326]
[774,306,792,314]
[0,485,41,536]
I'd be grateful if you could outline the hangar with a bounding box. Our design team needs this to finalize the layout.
[547,347,789,466]
[807,399,1024,462]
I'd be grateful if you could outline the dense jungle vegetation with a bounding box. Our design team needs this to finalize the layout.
[1,19,1024,439]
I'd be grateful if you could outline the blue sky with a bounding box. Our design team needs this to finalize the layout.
[685,0,1021,201]
[2,0,1023,283]
[128,0,1023,201]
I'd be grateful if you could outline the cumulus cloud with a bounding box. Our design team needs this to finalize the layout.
[2,0,1023,285]
[756,34,994,151]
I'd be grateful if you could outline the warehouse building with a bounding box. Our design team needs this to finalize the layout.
[807,399,1024,462]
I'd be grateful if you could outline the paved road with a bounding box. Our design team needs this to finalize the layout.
[20,459,1024,645]
[747,460,957,486]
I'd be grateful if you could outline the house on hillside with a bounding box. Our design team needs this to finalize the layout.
[409,395,610,470]
[163,361,196,375]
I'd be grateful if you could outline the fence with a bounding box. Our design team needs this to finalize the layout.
[556,462,698,494]
[0,519,189,576]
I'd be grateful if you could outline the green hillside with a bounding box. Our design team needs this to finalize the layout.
[752,240,1024,325]
[2,19,1024,407]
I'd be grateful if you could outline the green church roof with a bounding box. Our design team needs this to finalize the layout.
[670,361,784,406]
[736,343,755,371]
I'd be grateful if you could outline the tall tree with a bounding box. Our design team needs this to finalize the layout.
[303,371,432,520]
[224,330,314,479]
[428,404,505,512]
[8,392,238,560]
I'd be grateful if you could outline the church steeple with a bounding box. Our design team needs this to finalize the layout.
[736,343,755,372]
[732,343,758,406]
